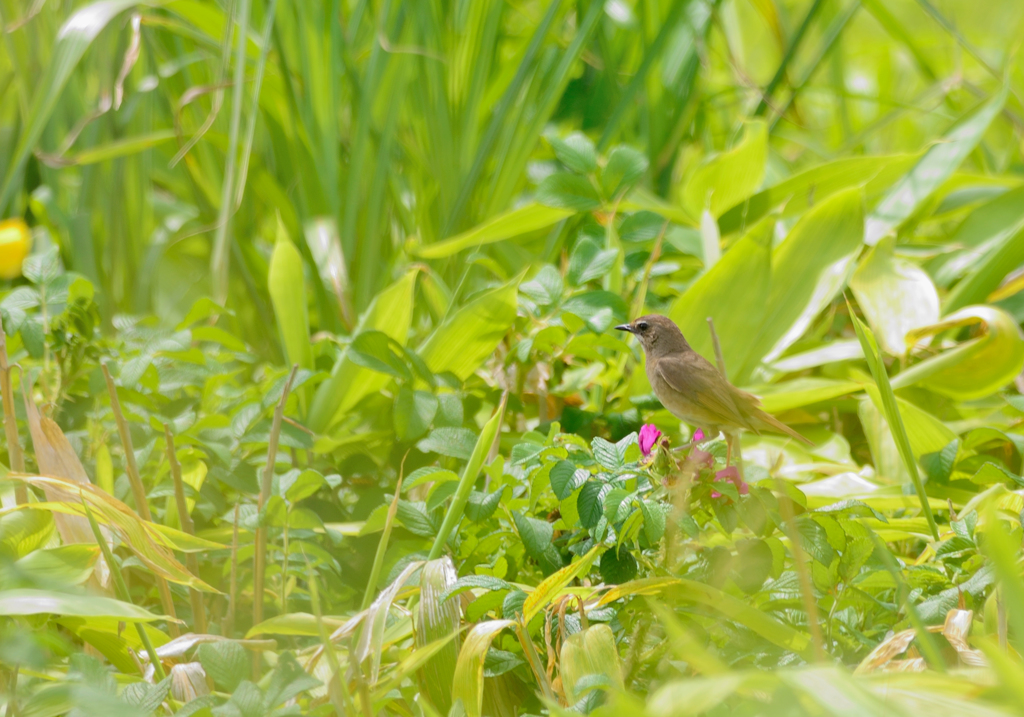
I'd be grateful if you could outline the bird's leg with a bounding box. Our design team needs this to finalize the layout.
[725,433,733,467]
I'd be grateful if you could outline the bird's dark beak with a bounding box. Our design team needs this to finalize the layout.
[615,324,634,333]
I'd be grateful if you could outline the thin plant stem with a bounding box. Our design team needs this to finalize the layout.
[165,425,208,635]
[253,367,298,635]
[361,451,408,610]
[82,497,166,680]
[0,326,26,504]
[224,503,241,637]
[103,364,180,637]
[427,393,507,561]
[211,0,253,303]
[706,317,742,473]
[753,0,827,117]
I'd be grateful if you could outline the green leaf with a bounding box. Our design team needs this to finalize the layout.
[599,545,638,584]
[550,460,587,501]
[682,121,767,219]
[567,237,618,286]
[395,387,439,441]
[893,306,1024,401]
[848,304,939,539]
[718,153,920,234]
[578,481,610,529]
[520,265,563,306]
[7,545,98,586]
[349,330,411,380]
[417,204,574,259]
[741,188,864,373]
[850,237,939,355]
[639,500,666,544]
[198,641,249,693]
[417,427,478,460]
[404,466,460,491]
[268,218,314,380]
[0,589,172,622]
[865,86,1008,245]
[452,620,516,717]
[396,500,437,538]
[264,651,321,707]
[561,291,628,333]
[281,469,326,503]
[309,270,417,432]
[512,512,562,573]
[418,274,521,380]
[465,489,504,523]
[440,575,513,604]
[663,220,771,387]
[548,132,598,174]
[536,172,601,211]
[601,145,649,197]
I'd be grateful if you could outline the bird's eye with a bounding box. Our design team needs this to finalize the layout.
[637,321,648,331]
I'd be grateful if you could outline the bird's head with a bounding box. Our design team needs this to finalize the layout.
[615,314,690,356]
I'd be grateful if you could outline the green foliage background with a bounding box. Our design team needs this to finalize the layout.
[4,0,1024,715]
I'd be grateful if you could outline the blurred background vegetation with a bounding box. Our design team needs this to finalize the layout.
[5,0,1024,715]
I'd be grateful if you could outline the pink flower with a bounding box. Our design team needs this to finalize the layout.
[639,424,662,457]
[710,466,748,499]
[693,429,705,443]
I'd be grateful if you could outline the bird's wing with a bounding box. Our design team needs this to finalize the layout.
[654,354,756,431]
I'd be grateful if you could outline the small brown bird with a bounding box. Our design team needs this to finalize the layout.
[616,315,811,459]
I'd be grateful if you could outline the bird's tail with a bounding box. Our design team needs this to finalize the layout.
[755,410,813,446]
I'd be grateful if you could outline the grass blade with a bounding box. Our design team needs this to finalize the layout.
[847,298,939,539]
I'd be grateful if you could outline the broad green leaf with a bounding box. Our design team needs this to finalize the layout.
[944,215,1024,313]
[268,218,314,381]
[601,145,649,197]
[395,387,439,441]
[418,274,521,380]
[743,188,865,375]
[682,121,767,219]
[536,172,602,211]
[893,306,1024,401]
[932,184,1024,288]
[850,238,939,355]
[512,512,561,573]
[198,641,249,692]
[718,154,920,235]
[0,589,171,622]
[416,204,574,259]
[755,378,863,414]
[662,220,771,388]
[7,545,98,586]
[862,388,957,464]
[550,461,587,501]
[308,270,417,432]
[864,86,1008,245]
[246,612,349,638]
[451,620,515,717]
[548,132,598,174]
